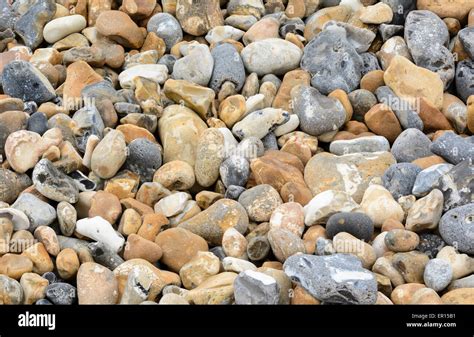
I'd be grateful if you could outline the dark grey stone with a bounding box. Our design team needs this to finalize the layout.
[124,138,162,182]
[283,254,378,304]
[378,24,404,42]
[292,85,346,136]
[382,163,421,199]
[439,203,474,254]
[27,112,48,135]
[301,28,363,95]
[146,13,182,52]
[114,102,141,116]
[360,52,381,76]
[210,43,246,92]
[430,132,474,165]
[234,270,280,305]
[326,212,374,242]
[13,0,55,49]
[219,155,249,187]
[416,233,445,259]
[0,0,16,31]
[279,17,304,38]
[72,105,105,152]
[455,59,474,101]
[224,185,246,200]
[323,20,376,53]
[88,241,124,270]
[2,60,55,104]
[209,246,226,260]
[45,283,76,305]
[69,170,97,191]
[158,54,177,74]
[348,89,377,121]
[261,132,278,151]
[42,272,57,284]
[381,0,416,25]
[391,128,433,162]
[247,236,270,261]
[459,26,474,58]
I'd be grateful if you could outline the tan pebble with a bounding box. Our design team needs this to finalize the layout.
[384,229,420,252]
[124,233,163,263]
[392,251,430,283]
[360,70,385,93]
[333,232,376,268]
[222,228,248,259]
[153,160,195,191]
[291,285,320,305]
[21,243,54,274]
[120,197,155,216]
[88,190,122,224]
[137,213,169,241]
[302,225,326,255]
[77,262,119,304]
[410,288,443,304]
[441,288,474,304]
[391,283,426,304]
[20,272,49,304]
[104,171,140,200]
[0,254,33,279]
[34,226,60,256]
[56,248,80,280]
[179,251,221,290]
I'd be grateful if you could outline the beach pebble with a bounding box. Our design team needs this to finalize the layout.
[424,258,453,292]
[382,163,421,199]
[234,270,280,305]
[439,204,474,254]
[326,212,374,242]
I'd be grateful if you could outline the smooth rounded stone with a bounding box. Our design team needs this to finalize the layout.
[95,10,143,49]
[284,253,377,304]
[360,52,381,76]
[56,201,76,237]
[45,282,76,305]
[0,254,33,280]
[13,0,56,49]
[147,13,183,52]
[384,55,444,110]
[448,275,474,290]
[238,184,282,222]
[326,212,374,242]
[374,86,423,131]
[76,216,125,253]
[159,293,189,305]
[124,138,162,182]
[119,64,168,89]
[179,252,220,290]
[56,248,79,280]
[77,262,118,304]
[88,191,122,225]
[0,169,31,204]
[304,190,359,226]
[348,89,377,120]
[153,161,195,191]
[218,128,239,157]
[27,112,48,136]
[410,287,443,304]
[224,14,257,30]
[456,59,474,102]
[392,251,430,283]
[31,159,79,203]
[209,43,245,92]
[33,226,59,257]
[437,246,474,280]
[430,132,474,165]
[206,25,244,44]
[333,232,376,268]
[155,228,208,273]
[90,130,127,179]
[2,61,55,104]
[391,129,433,163]
[382,163,421,199]
[88,242,124,270]
[43,14,86,43]
[291,85,346,137]
[123,234,163,263]
[179,199,249,246]
[439,204,474,254]
[458,26,474,59]
[158,105,208,167]
[273,115,299,137]
[222,227,247,258]
[154,192,190,217]
[219,155,249,188]
[301,28,363,95]
[360,184,404,227]
[390,283,427,304]
[384,229,420,253]
[405,189,444,233]
[209,246,226,261]
[269,202,305,237]
[234,270,280,305]
[404,10,454,87]
[172,44,213,86]
[11,193,55,231]
[329,136,390,155]
[0,208,30,233]
[232,108,289,140]
[267,228,306,263]
[322,20,376,53]
[241,38,303,76]
[424,258,453,292]
[224,185,246,200]
[441,288,474,304]
[304,151,396,204]
[247,236,271,261]
[412,164,454,197]
[416,233,445,259]
[194,129,225,187]
[20,273,49,304]
[0,275,24,304]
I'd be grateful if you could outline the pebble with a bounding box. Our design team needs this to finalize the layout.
[222,228,248,258]
[56,248,80,280]
[0,275,23,304]
[232,108,289,140]
[424,258,453,292]
[154,160,195,191]
[43,15,87,43]
[20,273,48,304]
[304,190,359,226]
[32,159,79,203]
[384,229,420,252]
[329,136,390,155]
[333,232,376,268]
[179,252,220,290]
[284,254,378,304]
[57,202,77,236]
[12,193,55,231]
[75,216,125,253]
[172,44,213,86]
[406,189,444,232]
[269,202,305,237]
[412,164,454,197]
[154,192,190,217]
[45,282,76,305]
[77,262,118,304]
[0,254,33,280]
[238,184,282,222]
[124,138,162,182]
[34,226,60,256]
[360,184,404,227]
[326,212,374,242]
[430,132,474,165]
[382,163,421,199]
[219,155,250,187]
[416,233,446,259]
[222,257,256,273]
[234,270,280,305]
[96,10,144,49]
[14,0,56,49]
[391,128,433,163]
[90,130,128,179]
[392,251,430,283]
[88,242,124,270]
[241,39,303,76]
[267,227,306,263]
[439,204,474,254]
[147,13,183,52]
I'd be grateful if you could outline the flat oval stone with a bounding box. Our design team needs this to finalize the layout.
[210,43,246,92]
[43,14,87,43]
[232,108,289,140]
[90,130,128,179]
[194,128,225,187]
[179,199,249,246]
[292,85,346,136]
[32,159,79,203]
[326,212,374,242]
[329,136,390,155]
[12,193,56,231]
[439,203,474,254]
[241,38,303,76]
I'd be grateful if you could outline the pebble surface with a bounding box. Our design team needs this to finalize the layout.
[0,0,473,306]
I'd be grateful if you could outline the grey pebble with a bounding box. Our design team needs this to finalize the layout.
[439,203,474,254]
[326,212,374,242]
[382,163,421,199]
[391,128,433,162]
[124,138,162,182]
[423,258,453,292]
[219,155,249,187]
[234,270,280,305]
[11,193,56,231]
[430,132,474,165]
[412,163,454,197]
